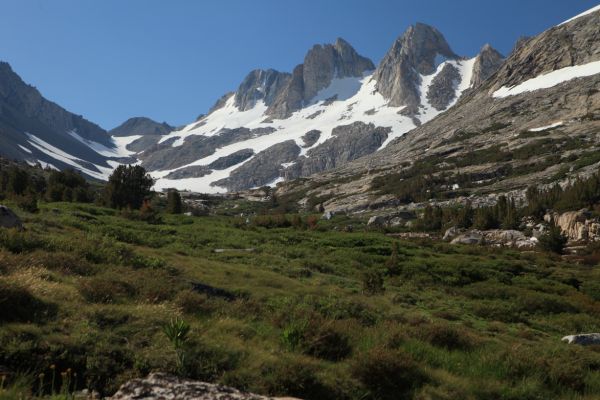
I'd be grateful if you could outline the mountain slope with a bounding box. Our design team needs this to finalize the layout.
[142,25,502,193]
[277,7,600,214]
[0,62,136,179]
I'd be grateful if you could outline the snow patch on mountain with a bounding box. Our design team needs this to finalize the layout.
[493,60,600,98]
[529,121,564,132]
[26,133,114,180]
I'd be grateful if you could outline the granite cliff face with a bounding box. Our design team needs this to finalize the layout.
[266,38,375,119]
[373,23,459,114]
[234,69,292,111]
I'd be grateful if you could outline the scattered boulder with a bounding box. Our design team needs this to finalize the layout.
[0,206,22,229]
[451,230,484,245]
[322,211,333,220]
[443,226,462,241]
[110,372,301,400]
[561,333,600,346]
[367,215,387,227]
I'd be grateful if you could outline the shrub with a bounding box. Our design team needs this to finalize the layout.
[0,280,55,322]
[0,229,45,253]
[174,290,216,315]
[78,277,135,303]
[15,193,39,213]
[420,322,476,350]
[302,323,352,361]
[261,359,333,400]
[23,251,96,276]
[351,347,428,400]
[361,269,385,295]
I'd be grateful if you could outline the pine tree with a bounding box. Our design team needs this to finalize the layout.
[166,190,183,214]
[104,165,154,209]
[538,219,568,254]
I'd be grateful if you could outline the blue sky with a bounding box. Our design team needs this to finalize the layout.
[0,0,597,130]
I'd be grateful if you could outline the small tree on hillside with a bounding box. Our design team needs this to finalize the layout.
[166,190,183,214]
[538,219,568,254]
[104,165,154,209]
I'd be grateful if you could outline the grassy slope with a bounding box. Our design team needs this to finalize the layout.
[0,201,599,399]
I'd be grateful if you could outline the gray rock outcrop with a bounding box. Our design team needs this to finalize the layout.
[285,122,390,179]
[426,63,461,110]
[374,23,458,113]
[208,149,254,170]
[301,130,321,148]
[214,140,301,191]
[0,206,22,229]
[562,333,600,345]
[470,44,504,88]
[451,230,484,245]
[109,372,301,400]
[234,69,291,111]
[141,127,274,171]
[544,209,600,241]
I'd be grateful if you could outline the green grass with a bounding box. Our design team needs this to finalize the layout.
[0,201,599,399]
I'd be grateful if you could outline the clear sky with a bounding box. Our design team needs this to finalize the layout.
[0,0,597,130]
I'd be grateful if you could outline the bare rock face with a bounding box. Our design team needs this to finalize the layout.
[544,209,600,241]
[214,140,301,191]
[109,372,301,400]
[284,122,390,179]
[374,23,458,112]
[267,38,374,118]
[300,130,321,148]
[141,127,274,171]
[0,206,22,229]
[470,44,504,88]
[234,69,291,111]
[426,63,461,110]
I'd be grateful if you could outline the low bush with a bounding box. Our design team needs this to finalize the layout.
[0,280,56,322]
[78,277,136,303]
[419,322,476,350]
[351,347,428,400]
[0,229,46,253]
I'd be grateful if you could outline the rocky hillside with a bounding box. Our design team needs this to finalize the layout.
[277,6,600,216]
[0,62,129,179]
[142,24,503,193]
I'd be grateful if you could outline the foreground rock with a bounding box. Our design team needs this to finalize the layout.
[562,333,600,346]
[0,205,22,229]
[110,373,301,400]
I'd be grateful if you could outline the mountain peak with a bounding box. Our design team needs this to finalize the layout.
[470,44,504,88]
[265,38,374,118]
[373,23,457,110]
[110,117,174,137]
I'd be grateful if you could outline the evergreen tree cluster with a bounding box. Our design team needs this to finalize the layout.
[525,172,600,218]
[416,195,519,232]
